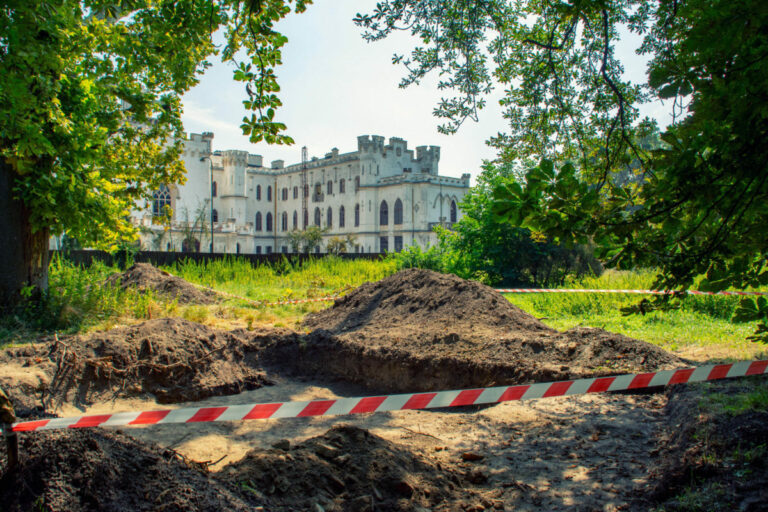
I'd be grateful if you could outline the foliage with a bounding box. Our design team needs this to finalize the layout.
[286,226,326,253]
[0,0,308,252]
[388,244,447,273]
[358,0,768,341]
[179,202,211,252]
[326,234,357,255]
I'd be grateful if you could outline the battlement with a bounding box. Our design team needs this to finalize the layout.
[247,154,263,167]
[415,145,440,162]
[357,135,386,153]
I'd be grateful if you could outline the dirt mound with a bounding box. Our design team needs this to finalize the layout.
[289,269,684,392]
[0,429,251,512]
[217,425,480,511]
[105,263,217,304]
[1,318,271,409]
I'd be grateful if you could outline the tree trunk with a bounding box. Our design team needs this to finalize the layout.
[0,160,50,313]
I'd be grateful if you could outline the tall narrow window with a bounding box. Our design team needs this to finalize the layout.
[394,236,403,252]
[293,186,298,199]
[303,209,309,228]
[450,200,457,223]
[281,212,288,231]
[255,212,262,231]
[152,185,171,217]
[379,200,389,226]
[327,207,332,227]
[212,182,217,197]
[314,207,321,226]
[212,209,218,223]
[266,212,273,232]
[293,210,298,229]
[394,198,403,225]
[380,236,389,253]
[354,204,360,227]
[354,176,360,191]
[339,179,345,193]
[304,184,309,198]
[282,188,288,200]
[339,206,345,228]
[327,180,333,194]
[256,185,261,200]
[267,186,272,201]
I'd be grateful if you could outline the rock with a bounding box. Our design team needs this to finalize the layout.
[466,469,488,484]
[395,479,415,497]
[461,452,485,462]
[314,443,340,459]
[271,439,290,451]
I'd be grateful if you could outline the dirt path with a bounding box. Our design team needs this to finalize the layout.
[57,376,666,511]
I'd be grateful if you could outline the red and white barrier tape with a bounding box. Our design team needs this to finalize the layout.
[494,288,768,296]
[5,360,766,434]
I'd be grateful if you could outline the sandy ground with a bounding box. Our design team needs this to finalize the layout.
[56,375,666,511]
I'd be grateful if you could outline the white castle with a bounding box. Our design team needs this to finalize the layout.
[133,132,471,254]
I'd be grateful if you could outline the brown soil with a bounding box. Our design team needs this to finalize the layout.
[1,318,272,409]
[283,268,684,392]
[216,424,482,511]
[105,263,218,304]
[647,375,768,511]
[0,429,251,512]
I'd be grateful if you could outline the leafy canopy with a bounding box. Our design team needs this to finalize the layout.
[358,0,768,340]
[0,0,308,247]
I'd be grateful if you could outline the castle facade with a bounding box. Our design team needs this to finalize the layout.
[133,132,470,254]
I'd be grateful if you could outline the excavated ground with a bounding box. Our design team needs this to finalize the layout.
[258,268,686,392]
[0,318,274,411]
[105,263,218,304]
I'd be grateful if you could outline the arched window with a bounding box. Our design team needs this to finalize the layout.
[212,209,218,223]
[354,176,360,191]
[256,185,261,200]
[303,209,309,228]
[314,207,321,226]
[281,211,288,231]
[380,200,388,226]
[266,212,273,232]
[339,206,345,228]
[354,204,360,227]
[282,188,288,200]
[152,185,171,217]
[339,179,345,193]
[255,212,262,231]
[394,198,403,225]
[293,186,298,199]
[450,200,457,223]
[327,207,332,227]
[291,210,297,229]
[267,186,272,201]
[327,180,333,194]
[212,182,217,197]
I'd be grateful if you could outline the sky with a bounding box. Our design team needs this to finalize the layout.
[180,1,669,184]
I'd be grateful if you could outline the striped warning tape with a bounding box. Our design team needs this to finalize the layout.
[494,288,768,296]
[4,360,766,434]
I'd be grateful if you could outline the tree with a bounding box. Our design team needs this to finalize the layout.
[0,0,308,311]
[326,234,357,255]
[357,0,768,340]
[286,226,326,253]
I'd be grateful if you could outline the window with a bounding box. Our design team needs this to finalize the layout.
[293,186,298,199]
[380,236,389,252]
[152,185,171,217]
[266,246,272,254]
[327,207,332,227]
[450,200,457,223]
[394,236,403,252]
[236,243,241,254]
[267,186,272,201]
[303,209,309,228]
[339,206,345,228]
[266,212,273,232]
[282,246,288,253]
[212,209,218,222]
[281,211,288,231]
[339,179,345,193]
[293,210,298,229]
[256,246,261,254]
[314,207,321,226]
[212,182,217,197]
[380,200,388,226]
[354,204,360,227]
[394,198,403,225]
[256,185,261,200]
[255,212,262,231]
[354,176,360,191]
[327,180,333,194]
[282,188,288,200]
[303,184,309,198]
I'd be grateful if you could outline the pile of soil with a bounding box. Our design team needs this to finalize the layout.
[1,318,272,409]
[269,268,685,392]
[0,429,251,512]
[647,376,768,510]
[217,425,481,511]
[105,263,218,304]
